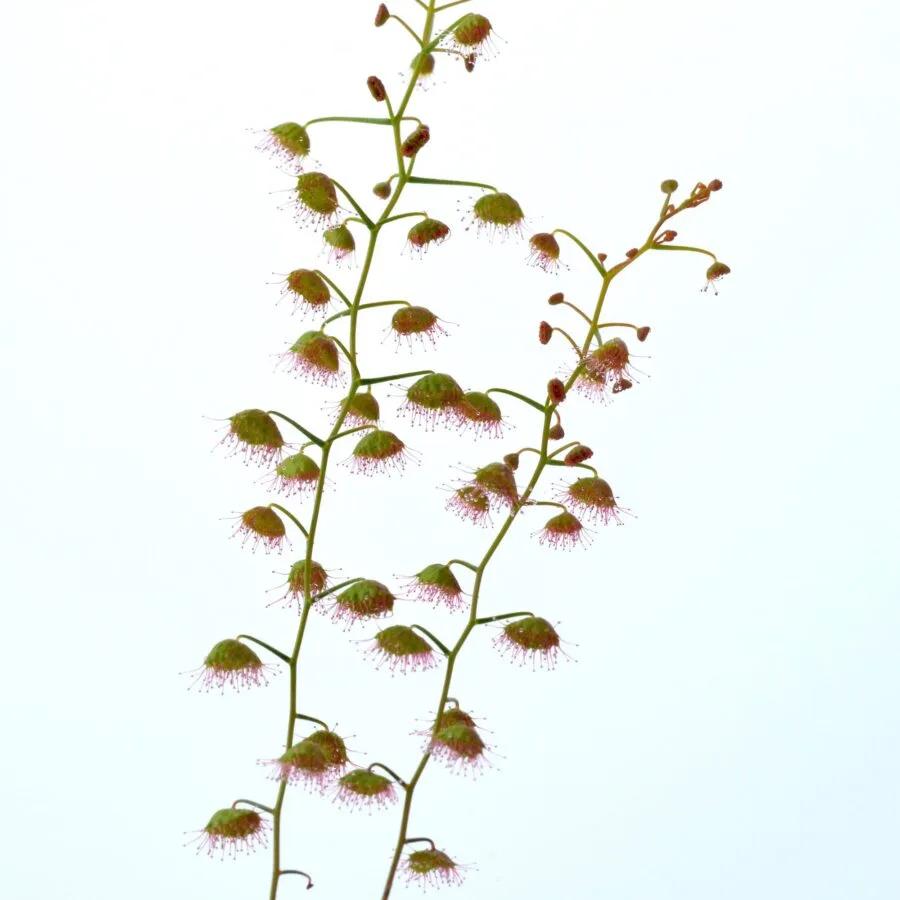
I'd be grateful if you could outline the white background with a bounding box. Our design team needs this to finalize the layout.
[2,0,899,897]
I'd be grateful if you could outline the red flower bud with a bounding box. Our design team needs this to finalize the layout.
[538,321,552,345]
[548,423,565,440]
[625,247,639,259]
[349,429,411,475]
[464,53,476,72]
[374,3,389,26]
[285,331,341,385]
[528,233,561,272]
[472,192,525,239]
[636,325,651,342]
[224,409,285,466]
[323,223,356,265]
[367,75,386,102]
[708,178,723,191]
[503,452,520,471]
[194,807,269,858]
[401,124,431,158]
[369,625,438,674]
[495,616,563,669]
[335,769,397,810]
[373,181,392,199]
[407,218,450,255]
[547,378,566,404]
[294,172,339,228]
[535,509,591,549]
[333,579,395,624]
[564,444,593,466]
[548,291,564,305]
[282,269,331,315]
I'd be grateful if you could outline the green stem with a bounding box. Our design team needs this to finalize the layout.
[436,0,473,10]
[406,175,497,191]
[561,300,597,330]
[551,325,581,356]
[368,762,408,788]
[327,335,359,378]
[279,870,313,890]
[294,712,331,731]
[312,578,363,602]
[332,178,374,229]
[473,611,534,625]
[232,799,275,815]
[333,424,374,441]
[553,228,607,276]
[360,369,433,387]
[267,411,324,447]
[379,211,427,227]
[305,115,392,127]
[313,270,352,308]
[269,504,309,539]
[486,387,546,413]
[236,635,290,665]
[411,624,451,657]
[446,558,478,572]
[389,14,425,45]
[649,243,717,260]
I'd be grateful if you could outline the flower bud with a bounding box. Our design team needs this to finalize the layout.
[495,615,562,668]
[464,53,476,72]
[401,124,431,158]
[579,337,634,399]
[548,291,564,306]
[341,392,380,425]
[473,461,518,508]
[547,378,566,404]
[283,269,331,314]
[457,391,504,437]
[402,373,465,428]
[472,192,525,238]
[548,423,565,440]
[294,172,339,226]
[374,3,389,26]
[391,305,447,348]
[260,123,311,170]
[408,563,464,609]
[538,321,552,345]
[287,559,329,599]
[660,178,679,193]
[706,261,731,282]
[411,51,436,77]
[334,579,395,623]
[503,452,520,471]
[226,409,284,465]
[370,625,438,673]
[350,429,409,474]
[195,639,270,692]
[561,476,625,524]
[407,217,450,255]
[307,729,349,769]
[236,506,287,553]
[597,252,608,262]
[269,739,331,790]
[564,444,593,466]
[323,223,356,264]
[287,331,341,384]
[708,178,723,191]
[405,847,464,887]
[197,808,268,858]
[367,75,387,101]
[431,722,486,770]
[536,509,590,549]
[625,247,639,259]
[636,325,651,342]
[528,233,561,271]
[373,180,392,200]
[660,230,677,242]
[451,13,493,54]
[270,452,320,496]
[336,769,397,809]
[447,484,492,526]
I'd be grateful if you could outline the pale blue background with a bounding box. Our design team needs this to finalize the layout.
[2,0,898,897]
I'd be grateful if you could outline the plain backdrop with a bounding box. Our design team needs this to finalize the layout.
[2,0,899,898]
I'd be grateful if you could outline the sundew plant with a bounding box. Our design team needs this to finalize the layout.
[186,1,730,897]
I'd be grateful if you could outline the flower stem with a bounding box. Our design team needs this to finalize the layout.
[406,175,498,191]
[267,411,324,447]
[236,635,290,665]
[269,504,309,539]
